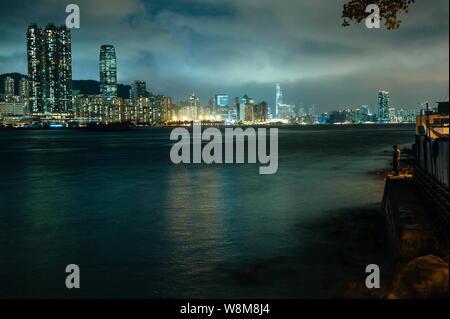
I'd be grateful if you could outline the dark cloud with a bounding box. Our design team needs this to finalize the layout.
[0,0,448,111]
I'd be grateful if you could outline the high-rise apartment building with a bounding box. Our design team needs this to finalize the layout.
[157,95,173,123]
[26,24,72,114]
[131,80,147,101]
[4,76,14,96]
[378,90,390,122]
[99,45,117,104]
[254,101,269,122]
[19,78,29,99]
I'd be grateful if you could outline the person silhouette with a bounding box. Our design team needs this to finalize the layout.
[392,145,401,176]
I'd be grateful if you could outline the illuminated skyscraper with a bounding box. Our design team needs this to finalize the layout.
[275,83,283,117]
[156,95,173,122]
[4,76,14,96]
[254,101,269,122]
[378,90,390,122]
[19,78,29,99]
[214,94,229,121]
[56,25,72,113]
[26,24,72,114]
[238,94,254,122]
[99,45,117,104]
[189,92,200,107]
[27,24,44,113]
[214,94,229,107]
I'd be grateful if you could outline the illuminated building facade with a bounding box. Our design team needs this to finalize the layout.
[378,90,390,122]
[4,76,14,96]
[214,94,229,121]
[156,95,173,122]
[215,94,229,107]
[278,103,296,119]
[275,83,283,117]
[19,78,29,99]
[26,24,72,115]
[131,80,147,101]
[238,94,254,122]
[99,45,117,104]
[254,101,269,122]
[189,92,200,107]
[179,105,198,121]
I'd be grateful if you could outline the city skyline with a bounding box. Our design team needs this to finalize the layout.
[0,0,448,111]
[0,68,431,125]
[0,69,422,112]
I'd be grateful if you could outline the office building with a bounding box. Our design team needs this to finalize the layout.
[215,94,229,107]
[4,76,14,96]
[275,83,283,117]
[99,45,117,104]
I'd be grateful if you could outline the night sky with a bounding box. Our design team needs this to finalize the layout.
[0,0,448,111]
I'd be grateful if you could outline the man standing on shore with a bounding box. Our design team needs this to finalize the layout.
[393,145,401,176]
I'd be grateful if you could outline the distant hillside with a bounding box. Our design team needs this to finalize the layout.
[0,73,27,95]
[117,84,131,99]
[72,80,100,95]
[73,80,131,99]
[0,74,130,99]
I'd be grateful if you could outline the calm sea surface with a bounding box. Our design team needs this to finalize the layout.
[0,124,415,298]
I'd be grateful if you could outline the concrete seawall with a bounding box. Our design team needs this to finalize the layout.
[382,174,449,298]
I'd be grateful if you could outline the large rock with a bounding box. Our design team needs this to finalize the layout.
[388,254,449,299]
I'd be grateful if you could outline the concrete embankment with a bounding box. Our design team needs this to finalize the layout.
[382,174,449,298]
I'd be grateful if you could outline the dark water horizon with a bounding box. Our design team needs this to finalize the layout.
[0,124,415,298]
